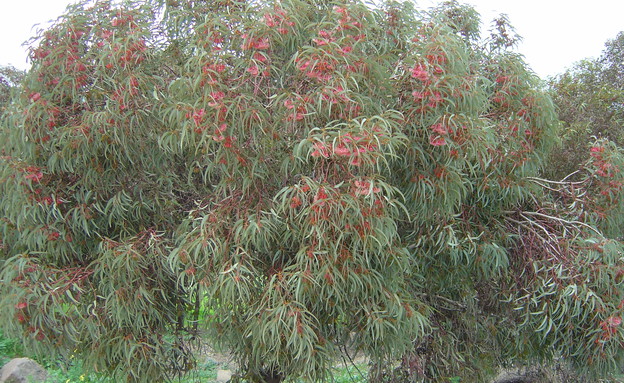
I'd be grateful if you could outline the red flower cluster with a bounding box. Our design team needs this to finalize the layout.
[590,145,620,178]
[263,7,295,35]
[212,123,228,141]
[411,63,429,81]
[597,315,622,343]
[310,132,379,166]
[23,166,44,183]
[201,62,226,85]
[284,98,308,121]
[428,123,451,147]
[290,196,302,209]
[429,136,446,146]
[30,93,41,102]
[352,180,381,196]
[241,34,270,50]
[247,65,259,76]
[296,56,335,82]
[47,232,60,241]
[333,6,363,31]
[412,90,444,112]
[313,30,336,47]
[321,85,349,105]
[208,91,226,108]
[191,108,205,126]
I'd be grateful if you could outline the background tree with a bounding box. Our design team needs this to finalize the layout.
[547,32,624,179]
[1,1,622,383]
[0,65,25,113]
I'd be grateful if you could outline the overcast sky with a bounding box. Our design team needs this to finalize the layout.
[1,0,623,79]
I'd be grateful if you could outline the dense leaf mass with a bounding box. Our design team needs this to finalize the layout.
[0,1,622,382]
[548,32,624,180]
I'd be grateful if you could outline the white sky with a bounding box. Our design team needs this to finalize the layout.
[1,0,623,79]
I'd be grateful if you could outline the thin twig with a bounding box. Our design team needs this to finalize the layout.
[339,343,365,382]
[526,175,585,186]
[521,211,603,237]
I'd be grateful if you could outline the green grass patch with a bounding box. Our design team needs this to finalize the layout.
[328,364,368,383]
[0,330,369,382]
[0,330,22,366]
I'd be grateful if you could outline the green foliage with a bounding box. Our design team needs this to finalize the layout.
[547,33,624,179]
[0,1,622,383]
[0,65,25,113]
[0,330,22,366]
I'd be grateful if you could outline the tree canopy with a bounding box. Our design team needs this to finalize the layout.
[0,65,26,112]
[1,1,623,382]
[547,32,624,179]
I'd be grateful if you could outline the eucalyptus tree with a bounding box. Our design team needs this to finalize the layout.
[0,1,622,382]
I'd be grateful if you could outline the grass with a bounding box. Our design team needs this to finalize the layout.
[0,330,21,366]
[328,364,367,383]
[0,330,370,382]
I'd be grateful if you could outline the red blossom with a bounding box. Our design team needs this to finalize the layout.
[333,145,351,156]
[203,63,226,76]
[311,142,330,158]
[607,316,622,327]
[426,53,446,64]
[15,302,28,310]
[41,196,54,205]
[290,196,302,209]
[208,91,226,107]
[191,108,205,126]
[100,29,113,40]
[247,65,259,76]
[431,123,448,135]
[315,188,328,201]
[349,156,362,166]
[353,180,381,196]
[428,92,444,108]
[223,136,235,148]
[24,166,44,183]
[313,38,329,46]
[412,90,426,101]
[47,232,60,241]
[297,60,310,71]
[429,135,446,146]
[263,14,278,28]
[411,64,429,81]
[25,172,44,182]
[253,52,267,63]
[324,272,333,284]
[242,35,270,50]
[590,146,605,159]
